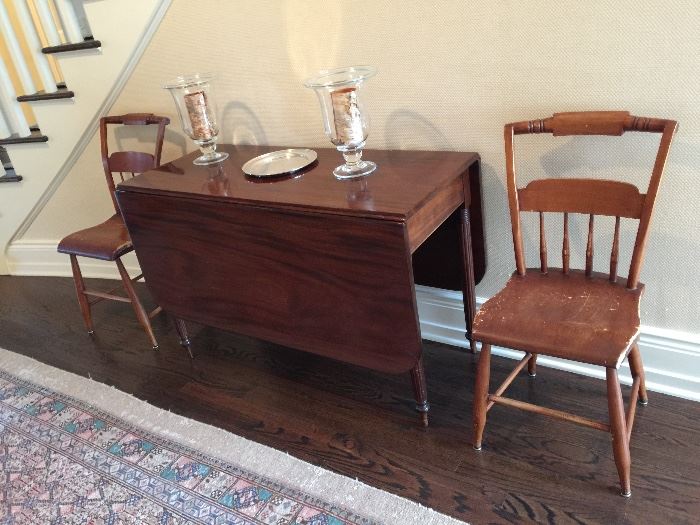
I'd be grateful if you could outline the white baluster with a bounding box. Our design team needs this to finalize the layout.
[0,105,12,138]
[35,0,60,48]
[0,59,30,136]
[12,0,57,92]
[55,0,81,43]
[0,2,36,95]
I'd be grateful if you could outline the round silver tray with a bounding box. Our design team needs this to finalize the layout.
[242,149,317,177]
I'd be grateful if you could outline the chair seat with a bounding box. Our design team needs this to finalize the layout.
[57,214,133,261]
[473,269,644,367]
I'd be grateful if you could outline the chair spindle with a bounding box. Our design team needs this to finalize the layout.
[539,212,548,273]
[585,214,594,276]
[610,216,620,282]
[562,212,569,274]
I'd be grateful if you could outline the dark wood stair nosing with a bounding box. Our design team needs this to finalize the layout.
[0,172,23,183]
[0,130,49,146]
[17,88,75,102]
[42,40,101,54]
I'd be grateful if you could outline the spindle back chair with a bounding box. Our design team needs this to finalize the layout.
[471,111,677,497]
[58,113,175,351]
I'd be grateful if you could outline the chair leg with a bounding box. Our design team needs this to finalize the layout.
[116,259,158,350]
[472,343,491,450]
[174,317,194,359]
[606,367,632,497]
[628,344,648,405]
[69,255,94,334]
[528,353,538,377]
[410,356,430,427]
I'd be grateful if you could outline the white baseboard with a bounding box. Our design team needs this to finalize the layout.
[7,240,141,279]
[416,285,700,402]
[7,240,700,402]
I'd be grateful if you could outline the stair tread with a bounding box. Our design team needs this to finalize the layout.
[0,169,23,183]
[17,88,75,102]
[42,40,101,54]
[0,130,48,145]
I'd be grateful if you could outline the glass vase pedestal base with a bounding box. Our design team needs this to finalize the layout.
[193,139,229,165]
[193,151,229,166]
[333,160,376,180]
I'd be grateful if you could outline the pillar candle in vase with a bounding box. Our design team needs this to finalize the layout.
[330,87,365,146]
[184,90,214,140]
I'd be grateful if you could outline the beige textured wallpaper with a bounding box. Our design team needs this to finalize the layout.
[27,0,700,334]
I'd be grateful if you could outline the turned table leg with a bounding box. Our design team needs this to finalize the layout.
[459,204,477,354]
[174,317,194,359]
[410,356,430,427]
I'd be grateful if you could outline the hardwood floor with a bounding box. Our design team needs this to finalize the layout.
[1,275,699,524]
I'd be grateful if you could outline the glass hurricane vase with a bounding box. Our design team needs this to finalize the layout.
[304,66,377,179]
[163,73,228,165]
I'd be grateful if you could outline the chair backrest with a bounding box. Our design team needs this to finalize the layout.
[100,113,170,212]
[504,111,677,289]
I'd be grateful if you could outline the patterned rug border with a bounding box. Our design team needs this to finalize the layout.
[0,347,466,525]
[0,368,372,525]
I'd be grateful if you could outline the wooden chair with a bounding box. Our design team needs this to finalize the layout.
[471,111,677,497]
[58,113,171,350]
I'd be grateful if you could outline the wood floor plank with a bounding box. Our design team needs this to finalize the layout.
[1,275,699,524]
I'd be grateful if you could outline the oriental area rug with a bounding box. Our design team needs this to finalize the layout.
[0,348,464,525]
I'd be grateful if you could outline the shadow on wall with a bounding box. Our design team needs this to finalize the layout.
[529,134,700,271]
[219,101,267,146]
[531,134,700,332]
[663,138,700,173]
[113,125,188,162]
[539,135,700,181]
[283,1,341,80]
[382,109,527,296]
[644,231,700,331]
[477,161,520,295]
[540,134,658,178]
[383,109,453,151]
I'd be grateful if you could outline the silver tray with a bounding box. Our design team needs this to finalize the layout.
[242,149,317,177]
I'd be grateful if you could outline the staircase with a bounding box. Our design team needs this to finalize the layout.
[0,0,170,273]
[1,145,21,181]
[0,0,99,182]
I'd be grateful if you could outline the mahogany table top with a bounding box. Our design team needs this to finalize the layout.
[118,145,480,222]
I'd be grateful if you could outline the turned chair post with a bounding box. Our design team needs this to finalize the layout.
[527,354,537,377]
[69,254,93,333]
[538,211,547,274]
[607,367,632,497]
[472,343,491,450]
[116,259,158,349]
[562,212,570,274]
[585,214,594,277]
[610,216,621,282]
[627,344,648,405]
